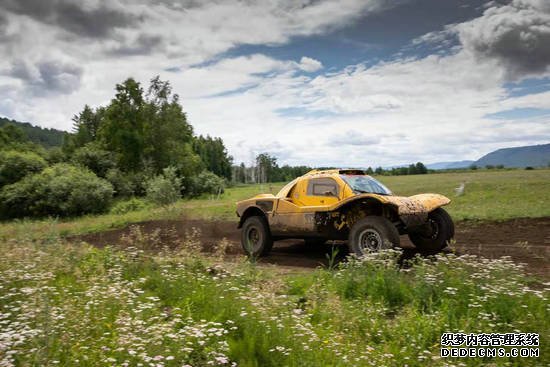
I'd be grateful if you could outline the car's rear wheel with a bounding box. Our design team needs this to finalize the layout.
[348,216,400,256]
[241,216,273,257]
[408,208,454,254]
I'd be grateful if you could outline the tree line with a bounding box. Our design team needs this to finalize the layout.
[0,76,233,218]
[229,153,429,184]
[0,117,65,148]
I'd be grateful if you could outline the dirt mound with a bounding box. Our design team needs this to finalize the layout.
[73,217,550,278]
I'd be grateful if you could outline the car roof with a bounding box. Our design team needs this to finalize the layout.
[304,169,367,176]
[277,169,372,197]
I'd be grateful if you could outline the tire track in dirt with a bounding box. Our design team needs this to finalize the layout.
[73,217,550,279]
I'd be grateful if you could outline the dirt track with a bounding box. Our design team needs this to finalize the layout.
[74,217,550,279]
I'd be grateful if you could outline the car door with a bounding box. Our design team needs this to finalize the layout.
[270,177,340,236]
[300,177,341,207]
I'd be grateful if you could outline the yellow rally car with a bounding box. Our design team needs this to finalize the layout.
[236,169,454,257]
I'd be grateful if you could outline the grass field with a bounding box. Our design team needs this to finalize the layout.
[1,236,548,366]
[1,169,549,241]
[1,169,549,366]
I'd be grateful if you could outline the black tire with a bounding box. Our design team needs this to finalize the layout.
[408,208,454,254]
[348,216,400,256]
[241,216,273,257]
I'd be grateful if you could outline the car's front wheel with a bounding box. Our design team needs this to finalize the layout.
[348,216,400,256]
[241,216,273,257]
[408,208,454,254]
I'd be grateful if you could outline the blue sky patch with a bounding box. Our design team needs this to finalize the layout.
[485,108,550,120]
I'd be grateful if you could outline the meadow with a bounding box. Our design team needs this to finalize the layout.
[1,168,549,241]
[1,234,547,366]
[0,169,549,366]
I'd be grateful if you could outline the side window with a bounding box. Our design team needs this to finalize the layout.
[306,178,339,197]
[288,184,298,199]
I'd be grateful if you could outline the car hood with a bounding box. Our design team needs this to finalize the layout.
[334,193,451,215]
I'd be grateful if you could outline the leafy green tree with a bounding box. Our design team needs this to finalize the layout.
[142,76,197,173]
[98,78,146,171]
[255,153,279,182]
[415,162,428,174]
[0,150,47,187]
[0,123,42,152]
[64,105,104,153]
[237,163,246,183]
[1,123,27,143]
[193,135,233,180]
[0,128,7,147]
[1,117,65,148]
[93,76,201,176]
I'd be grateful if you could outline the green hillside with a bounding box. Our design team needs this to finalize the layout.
[0,116,66,148]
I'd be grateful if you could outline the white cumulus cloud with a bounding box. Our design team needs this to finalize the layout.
[298,57,323,72]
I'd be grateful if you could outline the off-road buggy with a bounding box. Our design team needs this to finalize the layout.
[236,169,454,257]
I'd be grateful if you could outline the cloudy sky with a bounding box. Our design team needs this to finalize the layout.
[1,0,549,166]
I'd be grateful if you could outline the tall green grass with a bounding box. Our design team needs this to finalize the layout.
[1,237,547,366]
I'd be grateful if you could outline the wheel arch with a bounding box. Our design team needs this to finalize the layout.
[238,206,268,228]
[337,196,401,225]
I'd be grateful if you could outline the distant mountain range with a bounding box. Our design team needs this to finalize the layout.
[0,116,66,148]
[427,143,550,169]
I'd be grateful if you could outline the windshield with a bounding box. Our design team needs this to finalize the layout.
[340,174,392,195]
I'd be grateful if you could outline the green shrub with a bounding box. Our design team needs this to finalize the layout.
[72,143,116,177]
[0,163,113,218]
[0,150,47,187]
[105,168,134,197]
[45,147,66,164]
[187,170,225,197]
[145,166,182,205]
[110,197,150,214]
[129,171,153,197]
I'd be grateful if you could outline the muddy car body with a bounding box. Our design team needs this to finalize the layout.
[236,169,454,257]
